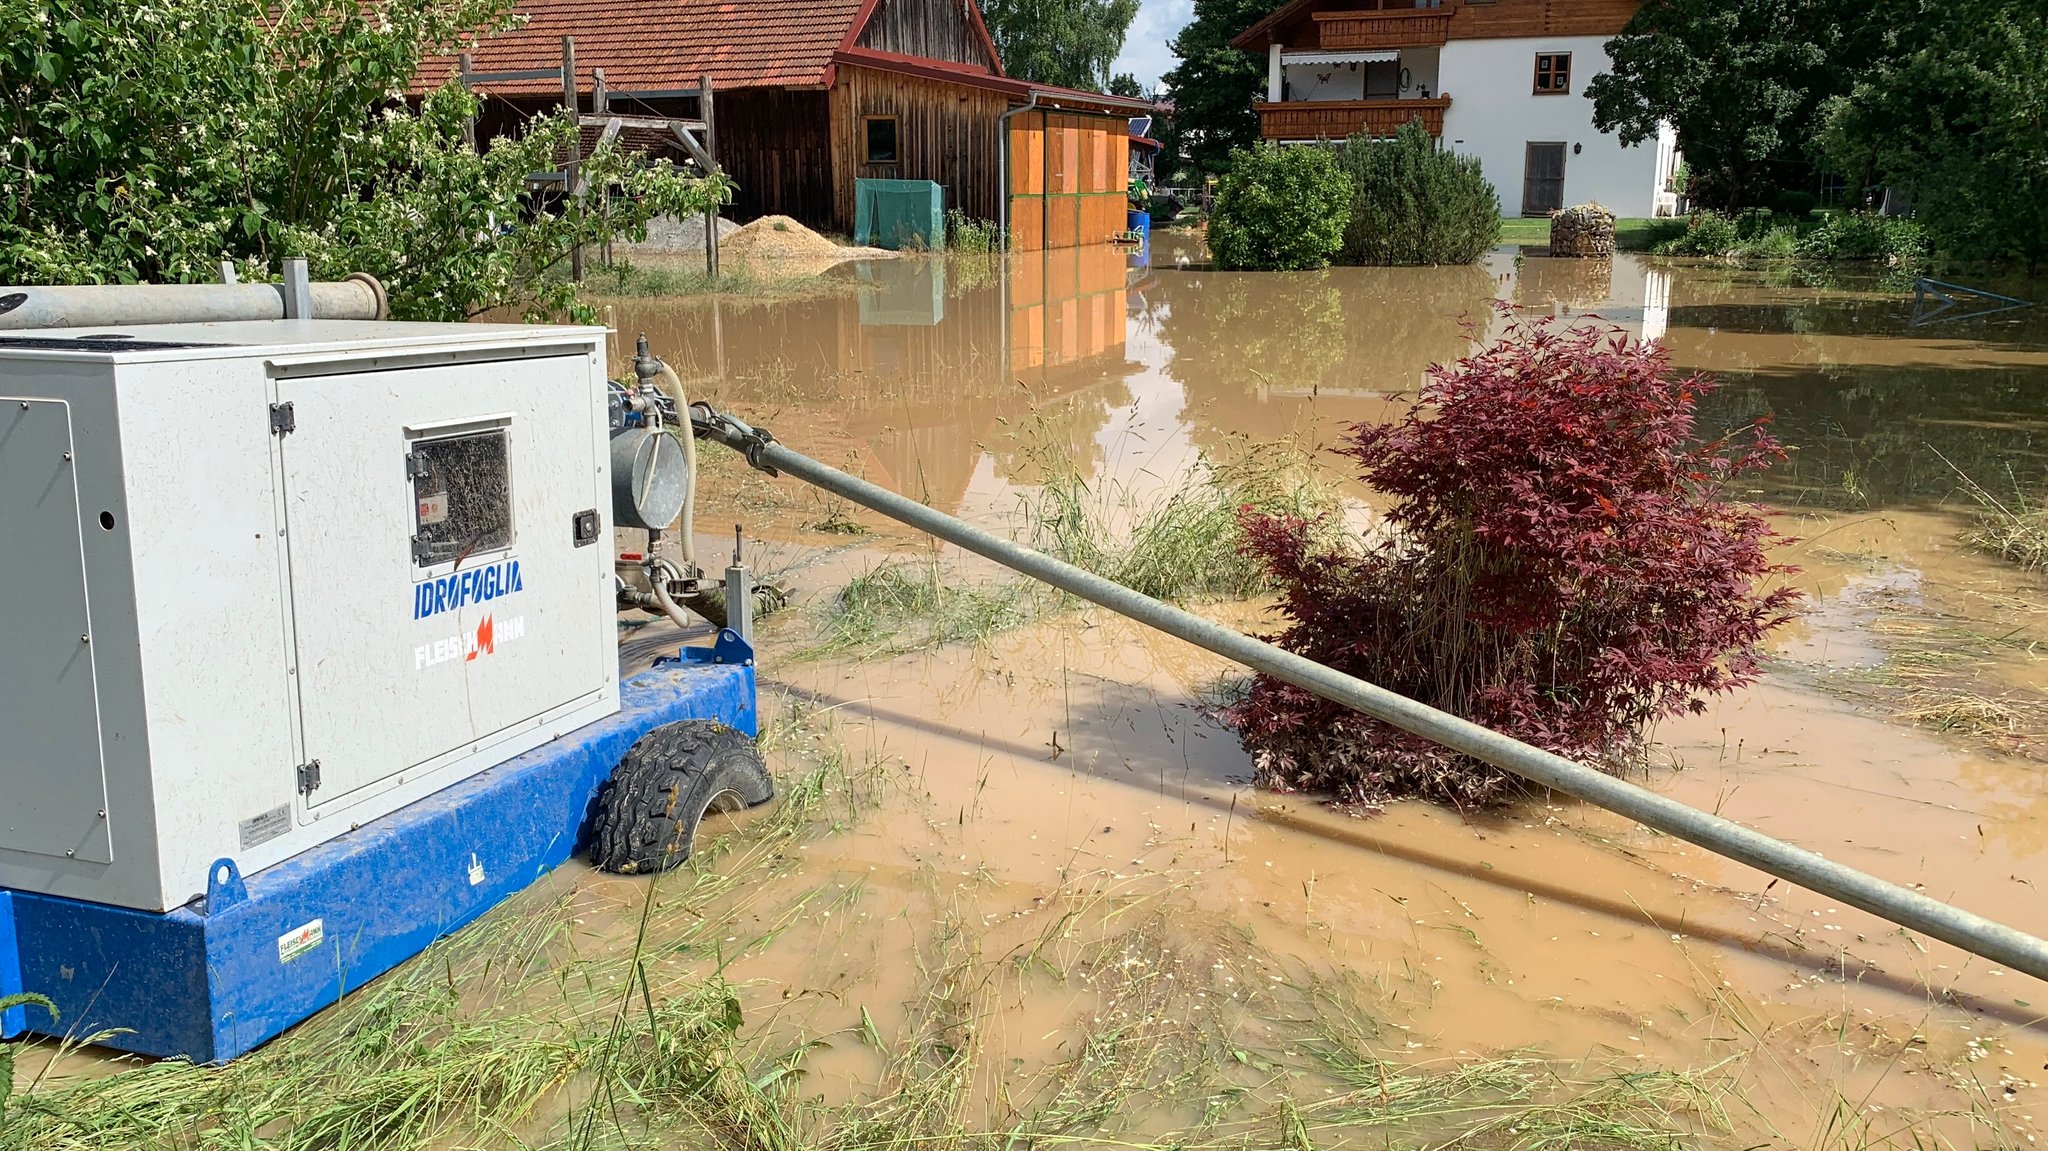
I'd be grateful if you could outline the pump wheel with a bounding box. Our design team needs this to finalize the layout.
[589,720,774,874]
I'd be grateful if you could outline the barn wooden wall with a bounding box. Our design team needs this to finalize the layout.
[857,0,998,67]
[714,89,835,224]
[828,64,1008,231]
[1006,109,1130,251]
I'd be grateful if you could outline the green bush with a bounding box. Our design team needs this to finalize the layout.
[1206,145,1351,271]
[1656,210,1742,256]
[1732,208,1778,241]
[1772,190,1819,218]
[1331,121,1501,265]
[1796,212,1927,263]
[1745,226,1801,258]
[945,210,1003,253]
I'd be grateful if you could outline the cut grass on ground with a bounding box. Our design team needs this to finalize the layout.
[3,702,2020,1151]
[1797,571,2048,756]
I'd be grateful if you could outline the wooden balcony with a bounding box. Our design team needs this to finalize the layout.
[1312,9,1452,49]
[1253,97,1451,141]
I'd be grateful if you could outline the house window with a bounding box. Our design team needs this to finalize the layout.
[1533,53,1571,94]
[863,116,899,164]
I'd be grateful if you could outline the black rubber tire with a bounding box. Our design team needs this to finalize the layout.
[589,720,774,874]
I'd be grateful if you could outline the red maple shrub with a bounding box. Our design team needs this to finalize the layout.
[1226,317,1801,809]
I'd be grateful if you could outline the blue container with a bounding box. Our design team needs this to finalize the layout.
[1127,210,1151,236]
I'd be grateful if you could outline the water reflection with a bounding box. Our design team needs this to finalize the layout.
[601,249,2048,522]
[1662,267,2048,508]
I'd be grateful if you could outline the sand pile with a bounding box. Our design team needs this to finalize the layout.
[720,215,896,274]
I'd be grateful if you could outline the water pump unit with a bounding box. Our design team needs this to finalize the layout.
[1,321,620,911]
[0,291,760,1062]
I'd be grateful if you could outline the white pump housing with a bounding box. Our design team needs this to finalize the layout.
[0,320,621,911]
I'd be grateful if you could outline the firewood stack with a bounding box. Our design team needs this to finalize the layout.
[1549,202,1616,258]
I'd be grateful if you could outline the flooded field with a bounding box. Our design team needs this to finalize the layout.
[17,246,2048,1149]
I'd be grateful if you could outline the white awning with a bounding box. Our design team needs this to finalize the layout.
[1280,49,1399,66]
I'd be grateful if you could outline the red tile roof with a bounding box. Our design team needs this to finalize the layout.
[419,0,868,95]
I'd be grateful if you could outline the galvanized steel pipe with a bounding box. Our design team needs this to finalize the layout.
[701,416,2048,984]
[0,274,387,329]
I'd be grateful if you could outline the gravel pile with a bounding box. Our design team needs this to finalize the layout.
[615,213,740,254]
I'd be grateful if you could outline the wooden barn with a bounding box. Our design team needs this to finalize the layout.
[421,0,1147,249]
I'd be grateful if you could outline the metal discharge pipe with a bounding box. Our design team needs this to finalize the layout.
[0,274,387,330]
[696,412,2048,983]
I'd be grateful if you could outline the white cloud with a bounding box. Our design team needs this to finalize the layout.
[1110,0,1195,94]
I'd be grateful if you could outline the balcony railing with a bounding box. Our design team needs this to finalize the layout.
[1312,9,1453,49]
[1253,97,1451,141]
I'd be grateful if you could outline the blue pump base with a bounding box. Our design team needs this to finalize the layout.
[0,640,756,1063]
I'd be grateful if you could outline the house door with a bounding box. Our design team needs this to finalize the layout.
[1522,143,1566,215]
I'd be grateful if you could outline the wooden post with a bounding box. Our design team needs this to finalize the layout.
[562,35,583,282]
[701,73,719,279]
[458,52,476,151]
[591,66,607,115]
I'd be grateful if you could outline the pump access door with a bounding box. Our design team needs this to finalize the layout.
[274,353,614,817]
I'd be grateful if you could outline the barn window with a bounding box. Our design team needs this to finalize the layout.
[863,116,900,164]
[1533,53,1571,95]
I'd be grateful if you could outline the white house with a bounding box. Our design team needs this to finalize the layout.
[1230,0,1681,219]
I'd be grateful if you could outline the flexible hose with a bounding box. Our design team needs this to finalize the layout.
[647,559,700,631]
[650,360,698,567]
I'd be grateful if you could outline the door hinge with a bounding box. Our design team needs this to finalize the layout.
[296,759,322,796]
[405,452,431,481]
[270,402,296,436]
[411,534,436,565]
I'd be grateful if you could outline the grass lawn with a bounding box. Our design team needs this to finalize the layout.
[1497,216,1682,251]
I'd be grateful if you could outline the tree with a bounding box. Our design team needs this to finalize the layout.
[0,0,726,319]
[1107,71,1144,98]
[980,0,1140,92]
[1821,0,2048,271]
[1228,319,1798,809]
[1333,122,1500,265]
[1160,0,1269,177]
[1205,144,1350,271]
[1584,0,1877,208]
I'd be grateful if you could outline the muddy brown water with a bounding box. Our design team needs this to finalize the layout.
[24,249,2048,1145]
[597,250,2048,1144]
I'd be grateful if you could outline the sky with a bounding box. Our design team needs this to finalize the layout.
[1110,0,1194,95]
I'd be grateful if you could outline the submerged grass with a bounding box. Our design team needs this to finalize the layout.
[1954,472,2048,571]
[588,258,860,302]
[794,555,1039,662]
[1021,430,1337,605]
[1800,576,2048,754]
[789,432,1335,662]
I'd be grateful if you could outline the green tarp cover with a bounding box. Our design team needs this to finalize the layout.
[854,179,944,250]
